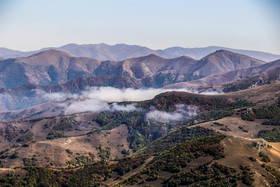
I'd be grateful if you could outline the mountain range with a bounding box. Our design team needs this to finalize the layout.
[1,43,279,62]
[0,49,266,89]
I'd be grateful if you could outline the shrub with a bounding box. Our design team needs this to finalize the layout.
[121,149,130,156]
[259,152,270,162]
[66,149,73,155]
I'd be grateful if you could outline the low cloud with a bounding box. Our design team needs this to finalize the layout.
[146,104,199,123]
[111,103,138,112]
[64,99,110,114]
[146,110,183,122]
[64,100,139,115]
[75,86,166,102]
[63,87,164,114]
[0,86,220,115]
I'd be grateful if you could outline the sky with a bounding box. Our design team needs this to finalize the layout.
[0,0,279,54]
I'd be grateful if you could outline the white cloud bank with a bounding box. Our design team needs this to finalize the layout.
[62,87,166,114]
[0,86,221,116]
[42,86,220,115]
[145,104,199,123]
[72,86,166,102]
[146,110,184,122]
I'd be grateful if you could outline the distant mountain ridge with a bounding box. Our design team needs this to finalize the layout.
[0,49,265,88]
[0,43,279,62]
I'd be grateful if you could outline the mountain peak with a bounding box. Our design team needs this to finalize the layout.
[204,49,264,62]
[192,50,266,77]
[211,49,238,56]
[139,53,168,61]
[146,53,160,58]
[173,55,196,61]
[16,49,78,67]
[29,49,77,58]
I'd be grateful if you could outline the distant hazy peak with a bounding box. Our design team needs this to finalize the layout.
[202,49,265,62]
[172,55,196,61]
[27,49,77,58]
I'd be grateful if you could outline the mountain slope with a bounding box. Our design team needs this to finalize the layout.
[165,59,280,90]
[0,50,101,88]
[190,50,265,77]
[220,67,280,92]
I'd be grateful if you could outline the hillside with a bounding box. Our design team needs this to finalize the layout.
[0,85,256,167]
[0,82,280,186]
[191,50,264,77]
[219,67,280,92]
[1,133,280,186]
[165,59,280,90]
[0,50,101,88]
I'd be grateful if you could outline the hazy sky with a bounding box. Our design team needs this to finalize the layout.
[0,0,279,54]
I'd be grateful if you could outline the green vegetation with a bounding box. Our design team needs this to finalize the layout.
[124,135,226,185]
[46,117,76,139]
[223,83,253,93]
[141,93,251,112]
[0,159,4,167]
[85,94,251,154]
[164,162,240,187]
[0,90,261,186]
[258,128,280,142]
[113,155,149,176]
[66,149,73,155]
[254,105,280,120]
[23,157,37,167]
[241,109,255,121]
[239,165,255,186]
[262,118,280,126]
[262,164,280,184]
[0,164,108,186]
[213,122,224,126]
[240,100,280,126]
[0,155,149,186]
[127,130,150,152]
[94,111,145,131]
[9,152,19,159]
[98,146,111,160]
[220,125,231,132]
[46,130,63,140]
[43,119,57,129]
[16,129,34,143]
[121,149,130,156]
[190,109,233,125]
[135,127,217,155]
[0,134,260,186]
[90,111,181,152]
[249,156,256,162]
[239,126,248,133]
[67,155,95,168]
[259,152,270,162]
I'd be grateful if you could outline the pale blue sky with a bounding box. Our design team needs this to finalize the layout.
[0,0,279,54]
